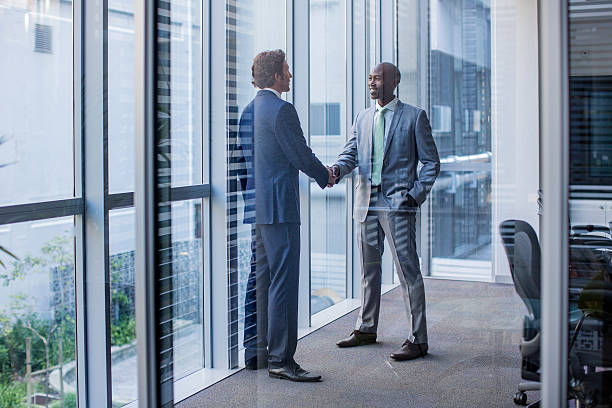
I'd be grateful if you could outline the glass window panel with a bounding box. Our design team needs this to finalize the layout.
[109,199,204,405]
[396,0,423,106]
[430,170,492,278]
[109,207,137,406]
[0,217,77,407]
[170,199,204,380]
[108,0,136,194]
[229,0,286,358]
[0,0,74,206]
[428,0,492,276]
[309,0,347,314]
[567,1,612,405]
[168,0,202,188]
[108,0,202,193]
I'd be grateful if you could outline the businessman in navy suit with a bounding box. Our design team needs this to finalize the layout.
[237,50,334,382]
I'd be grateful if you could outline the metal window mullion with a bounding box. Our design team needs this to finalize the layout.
[352,0,366,298]
[81,0,112,405]
[201,0,213,372]
[135,0,160,405]
[72,0,87,406]
[345,0,355,299]
[539,0,569,406]
[295,0,311,328]
[379,0,394,286]
[208,0,229,369]
[419,0,431,276]
[0,198,84,225]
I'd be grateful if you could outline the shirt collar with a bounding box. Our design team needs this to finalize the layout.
[376,96,398,112]
[262,88,281,98]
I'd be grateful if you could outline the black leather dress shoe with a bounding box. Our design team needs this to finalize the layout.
[336,330,377,348]
[245,357,268,370]
[268,364,321,382]
[390,340,428,361]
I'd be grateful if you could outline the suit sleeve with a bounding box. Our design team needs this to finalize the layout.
[333,112,359,181]
[236,110,252,192]
[274,103,329,189]
[408,109,440,205]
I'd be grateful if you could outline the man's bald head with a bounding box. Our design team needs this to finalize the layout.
[369,62,401,105]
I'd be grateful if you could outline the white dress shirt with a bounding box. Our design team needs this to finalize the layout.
[262,88,281,98]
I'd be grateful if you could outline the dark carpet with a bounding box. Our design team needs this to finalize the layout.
[177,279,538,408]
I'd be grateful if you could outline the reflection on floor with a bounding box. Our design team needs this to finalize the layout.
[178,279,537,408]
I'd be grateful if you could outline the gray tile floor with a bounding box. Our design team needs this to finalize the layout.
[178,279,537,408]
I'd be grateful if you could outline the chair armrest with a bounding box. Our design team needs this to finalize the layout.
[520,331,540,357]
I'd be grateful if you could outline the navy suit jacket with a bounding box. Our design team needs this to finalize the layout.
[237,90,329,225]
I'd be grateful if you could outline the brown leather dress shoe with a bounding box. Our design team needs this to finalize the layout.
[336,330,377,348]
[390,340,428,361]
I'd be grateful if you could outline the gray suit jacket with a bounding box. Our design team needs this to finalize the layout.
[334,100,440,222]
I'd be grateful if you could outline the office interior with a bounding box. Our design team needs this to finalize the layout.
[0,0,610,406]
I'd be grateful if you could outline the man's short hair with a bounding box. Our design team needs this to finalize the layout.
[251,49,286,88]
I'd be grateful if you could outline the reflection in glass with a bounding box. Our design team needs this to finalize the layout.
[428,0,492,277]
[109,207,204,403]
[170,200,204,380]
[228,0,286,360]
[309,0,347,315]
[0,0,74,205]
[567,1,612,405]
[0,217,77,407]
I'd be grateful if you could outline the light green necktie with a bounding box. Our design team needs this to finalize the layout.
[371,106,387,186]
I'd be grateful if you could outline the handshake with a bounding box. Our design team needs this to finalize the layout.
[326,165,340,188]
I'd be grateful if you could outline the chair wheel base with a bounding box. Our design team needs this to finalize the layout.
[514,392,528,405]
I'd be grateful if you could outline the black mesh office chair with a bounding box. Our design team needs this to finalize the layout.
[567,227,612,407]
[501,221,612,408]
[499,220,541,407]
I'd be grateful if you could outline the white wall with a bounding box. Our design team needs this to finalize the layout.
[491,0,540,282]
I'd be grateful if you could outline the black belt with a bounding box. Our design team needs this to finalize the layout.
[371,185,381,192]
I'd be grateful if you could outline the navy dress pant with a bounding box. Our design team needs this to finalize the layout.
[243,223,300,369]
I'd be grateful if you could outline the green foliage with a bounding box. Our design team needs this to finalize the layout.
[0,234,75,389]
[51,392,77,408]
[0,380,25,408]
[111,316,135,347]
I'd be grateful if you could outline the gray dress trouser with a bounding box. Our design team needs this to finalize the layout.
[355,190,428,344]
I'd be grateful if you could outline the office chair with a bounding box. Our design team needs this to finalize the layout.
[501,221,612,407]
[567,228,612,407]
[499,220,541,407]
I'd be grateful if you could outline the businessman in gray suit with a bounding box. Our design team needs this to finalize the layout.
[330,62,440,361]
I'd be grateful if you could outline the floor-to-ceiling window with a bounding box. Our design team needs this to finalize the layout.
[428,0,492,280]
[107,0,204,404]
[398,0,492,281]
[566,0,612,405]
[0,1,78,406]
[309,0,348,315]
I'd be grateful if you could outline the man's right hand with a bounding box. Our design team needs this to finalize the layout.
[326,166,339,187]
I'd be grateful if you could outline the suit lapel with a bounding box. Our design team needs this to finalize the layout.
[383,100,404,158]
[361,107,375,175]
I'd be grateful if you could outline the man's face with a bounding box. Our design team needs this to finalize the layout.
[368,64,397,101]
[275,61,292,93]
